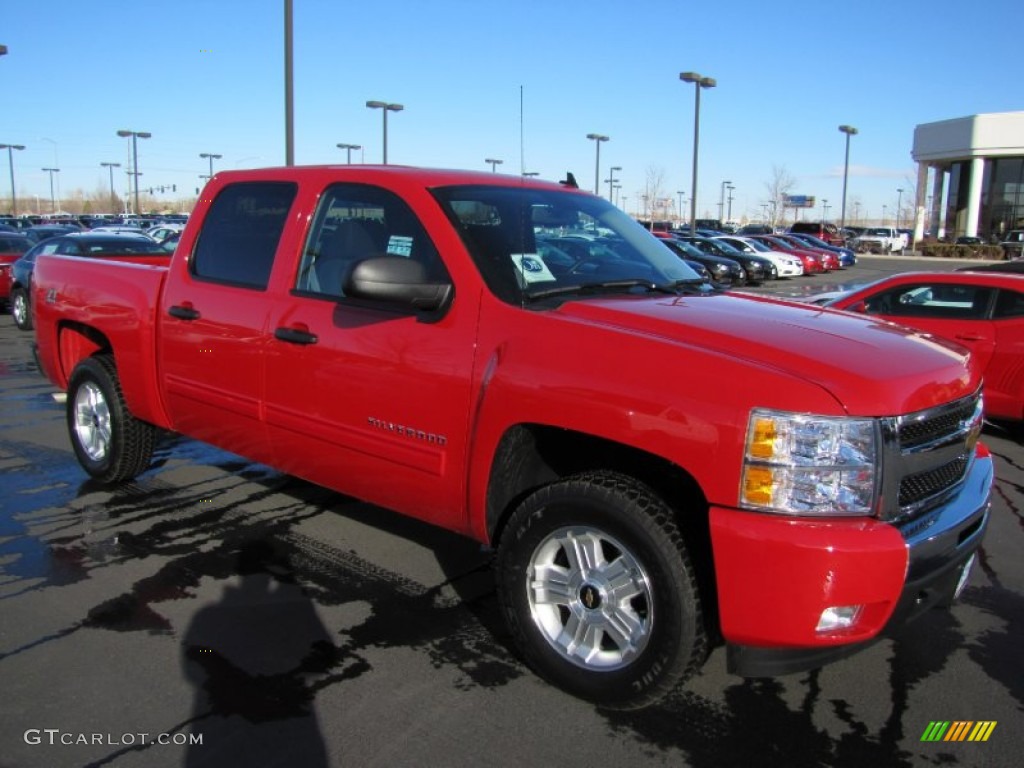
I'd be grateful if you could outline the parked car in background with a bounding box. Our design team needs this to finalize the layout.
[769,234,840,271]
[712,235,804,277]
[1000,229,1024,258]
[750,235,824,274]
[9,233,169,331]
[0,233,32,310]
[88,225,155,237]
[824,271,1024,421]
[848,227,904,254]
[786,232,857,267]
[653,232,745,287]
[24,224,81,244]
[677,234,774,283]
[146,223,185,243]
[736,224,775,236]
[789,221,846,246]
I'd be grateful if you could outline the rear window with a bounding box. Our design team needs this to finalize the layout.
[192,182,297,289]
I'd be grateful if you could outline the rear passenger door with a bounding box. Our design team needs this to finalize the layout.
[159,181,298,463]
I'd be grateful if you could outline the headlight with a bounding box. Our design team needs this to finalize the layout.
[740,409,879,516]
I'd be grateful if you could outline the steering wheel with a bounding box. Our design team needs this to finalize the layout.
[568,258,605,275]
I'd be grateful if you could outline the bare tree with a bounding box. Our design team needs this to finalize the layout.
[764,165,796,227]
[644,164,667,227]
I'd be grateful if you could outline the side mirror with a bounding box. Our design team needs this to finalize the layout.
[345,255,453,312]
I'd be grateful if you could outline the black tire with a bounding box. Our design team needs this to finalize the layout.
[496,471,706,709]
[66,354,155,484]
[11,287,32,331]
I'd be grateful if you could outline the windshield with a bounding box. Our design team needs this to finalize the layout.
[432,185,700,305]
[740,238,772,253]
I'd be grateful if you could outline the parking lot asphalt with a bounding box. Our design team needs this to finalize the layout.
[1,256,1022,768]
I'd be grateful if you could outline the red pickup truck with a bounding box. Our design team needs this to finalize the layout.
[32,166,992,708]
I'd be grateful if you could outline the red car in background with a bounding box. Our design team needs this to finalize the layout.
[9,232,170,331]
[751,235,825,274]
[0,233,32,310]
[825,271,1024,421]
[770,233,840,271]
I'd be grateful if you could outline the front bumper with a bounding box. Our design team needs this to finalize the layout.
[710,449,992,677]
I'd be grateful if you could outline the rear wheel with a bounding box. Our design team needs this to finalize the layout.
[66,354,154,484]
[11,288,31,331]
[496,471,706,709]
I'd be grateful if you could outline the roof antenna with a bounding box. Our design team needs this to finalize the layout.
[560,172,578,189]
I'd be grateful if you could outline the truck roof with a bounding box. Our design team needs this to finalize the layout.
[207,165,584,192]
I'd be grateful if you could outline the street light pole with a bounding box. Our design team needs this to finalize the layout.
[0,143,25,215]
[485,158,503,173]
[117,129,151,216]
[727,184,735,222]
[718,179,732,223]
[896,188,903,230]
[822,199,830,223]
[366,101,404,164]
[337,143,361,163]
[42,167,59,214]
[284,0,294,165]
[586,133,609,196]
[680,72,716,234]
[100,162,120,211]
[606,166,621,201]
[200,153,222,180]
[838,124,858,234]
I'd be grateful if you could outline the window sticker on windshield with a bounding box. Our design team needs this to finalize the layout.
[511,253,556,283]
[387,235,414,257]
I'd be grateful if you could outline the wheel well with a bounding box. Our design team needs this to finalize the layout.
[58,322,111,385]
[485,424,720,639]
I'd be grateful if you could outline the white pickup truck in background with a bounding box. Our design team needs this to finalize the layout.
[849,227,905,253]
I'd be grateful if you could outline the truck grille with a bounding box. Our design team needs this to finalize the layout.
[898,455,970,507]
[879,391,983,522]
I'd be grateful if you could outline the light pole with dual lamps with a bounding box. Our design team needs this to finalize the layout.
[117,129,151,216]
[606,166,621,201]
[680,71,716,234]
[200,153,222,180]
[726,184,735,222]
[485,158,503,173]
[100,162,120,211]
[366,101,403,164]
[337,143,361,163]
[586,133,609,196]
[896,188,903,230]
[838,124,858,233]
[0,143,25,215]
[42,167,59,214]
[718,179,732,223]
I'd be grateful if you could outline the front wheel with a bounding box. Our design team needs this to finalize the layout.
[11,288,32,331]
[66,354,155,484]
[496,471,706,709]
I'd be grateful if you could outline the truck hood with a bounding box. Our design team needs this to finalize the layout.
[554,292,979,416]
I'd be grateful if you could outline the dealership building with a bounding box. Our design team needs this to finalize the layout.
[912,111,1024,241]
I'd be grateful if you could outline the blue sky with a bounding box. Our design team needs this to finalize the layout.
[3,0,1021,223]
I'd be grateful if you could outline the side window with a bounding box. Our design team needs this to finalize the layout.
[192,182,297,289]
[295,183,446,299]
[868,283,993,319]
[56,240,82,256]
[994,289,1024,318]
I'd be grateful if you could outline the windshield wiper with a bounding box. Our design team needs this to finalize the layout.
[525,278,705,302]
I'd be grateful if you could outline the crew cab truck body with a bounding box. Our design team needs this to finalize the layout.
[33,166,992,708]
